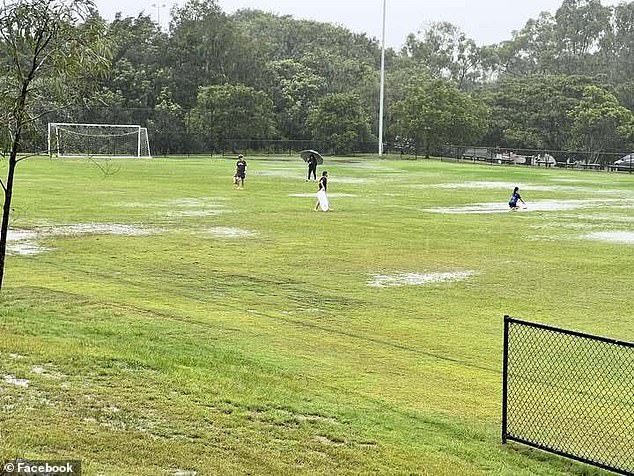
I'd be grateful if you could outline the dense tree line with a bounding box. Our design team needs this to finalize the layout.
[3,0,634,157]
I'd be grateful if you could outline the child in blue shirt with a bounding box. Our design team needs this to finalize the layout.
[509,186,526,210]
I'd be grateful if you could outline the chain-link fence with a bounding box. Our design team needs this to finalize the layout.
[438,145,634,171]
[502,316,634,475]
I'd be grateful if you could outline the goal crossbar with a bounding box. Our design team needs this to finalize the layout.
[48,123,151,158]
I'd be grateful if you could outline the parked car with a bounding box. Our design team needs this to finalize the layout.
[533,153,556,167]
[612,154,634,170]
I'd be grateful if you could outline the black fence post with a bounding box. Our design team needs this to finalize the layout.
[502,315,510,444]
[501,316,634,475]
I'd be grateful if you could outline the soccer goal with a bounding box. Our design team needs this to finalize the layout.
[48,123,151,158]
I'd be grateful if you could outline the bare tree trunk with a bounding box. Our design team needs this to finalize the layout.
[0,80,29,291]
[0,150,18,291]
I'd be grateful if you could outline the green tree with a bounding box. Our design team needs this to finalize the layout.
[392,78,488,156]
[307,93,372,154]
[555,0,610,58]
[167,0,265,108]
[482,74,596,149]
[232,9,382,130]
[148,87,185,155]
[93,13,169,124]
[266,59,325,139]
[492,12,558,76]
[0,0,109,290]
[187,83,276,150]
[403,22,484,89]
[569,85,634,159]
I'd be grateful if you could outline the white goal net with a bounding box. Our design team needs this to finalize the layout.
[48,123,151,158]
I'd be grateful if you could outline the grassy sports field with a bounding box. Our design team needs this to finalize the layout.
[1,155,633,475]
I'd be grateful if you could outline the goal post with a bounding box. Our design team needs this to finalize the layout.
[48,123,152,158]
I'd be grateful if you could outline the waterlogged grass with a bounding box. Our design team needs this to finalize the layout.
[1,155,633,475]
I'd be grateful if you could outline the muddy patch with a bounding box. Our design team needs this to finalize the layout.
[584,231,634,244]
[369,271,476,288]
[207,227,256,238]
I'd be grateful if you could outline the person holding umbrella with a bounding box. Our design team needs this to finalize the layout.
[307,153,318,181]
[300,150,323,180]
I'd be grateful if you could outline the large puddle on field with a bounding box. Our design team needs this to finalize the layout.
[583,231,634,244]
[7,223,160,256]
[369,271,476,288]
[430,181,626,194]
[424,199,628,214]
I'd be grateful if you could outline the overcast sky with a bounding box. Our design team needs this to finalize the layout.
[93,0,621,47]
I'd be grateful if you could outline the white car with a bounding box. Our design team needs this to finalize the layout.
[613,154,634,170]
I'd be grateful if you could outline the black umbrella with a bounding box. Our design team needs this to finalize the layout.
[300,150,324,165]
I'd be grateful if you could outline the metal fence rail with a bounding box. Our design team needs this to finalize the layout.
[502,316,634,475]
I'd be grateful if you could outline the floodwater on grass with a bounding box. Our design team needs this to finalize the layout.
[582,213,634,223]
[50,224,156,236]
[6,223,160,255]
[424,199,629,214]
[7,241,53,256]
[207,227,256,238]
[165,198,227,208]
[256,170,303,178]
[339,161,405,171]
[7,230,37,241]
[166,209,224,217]
[369,271,476,288]
[171,470,197,476]
[30,365,66,379]
[330,176,371,184]
[584,231,634,244]
[117,198,228,211]
[549,177,601,184]
[429,181,626,194]
[288,193,357,198]
[3,375,29,387]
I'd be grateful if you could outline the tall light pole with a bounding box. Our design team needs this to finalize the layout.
[378,0,387,156]
[152,2,166,27]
